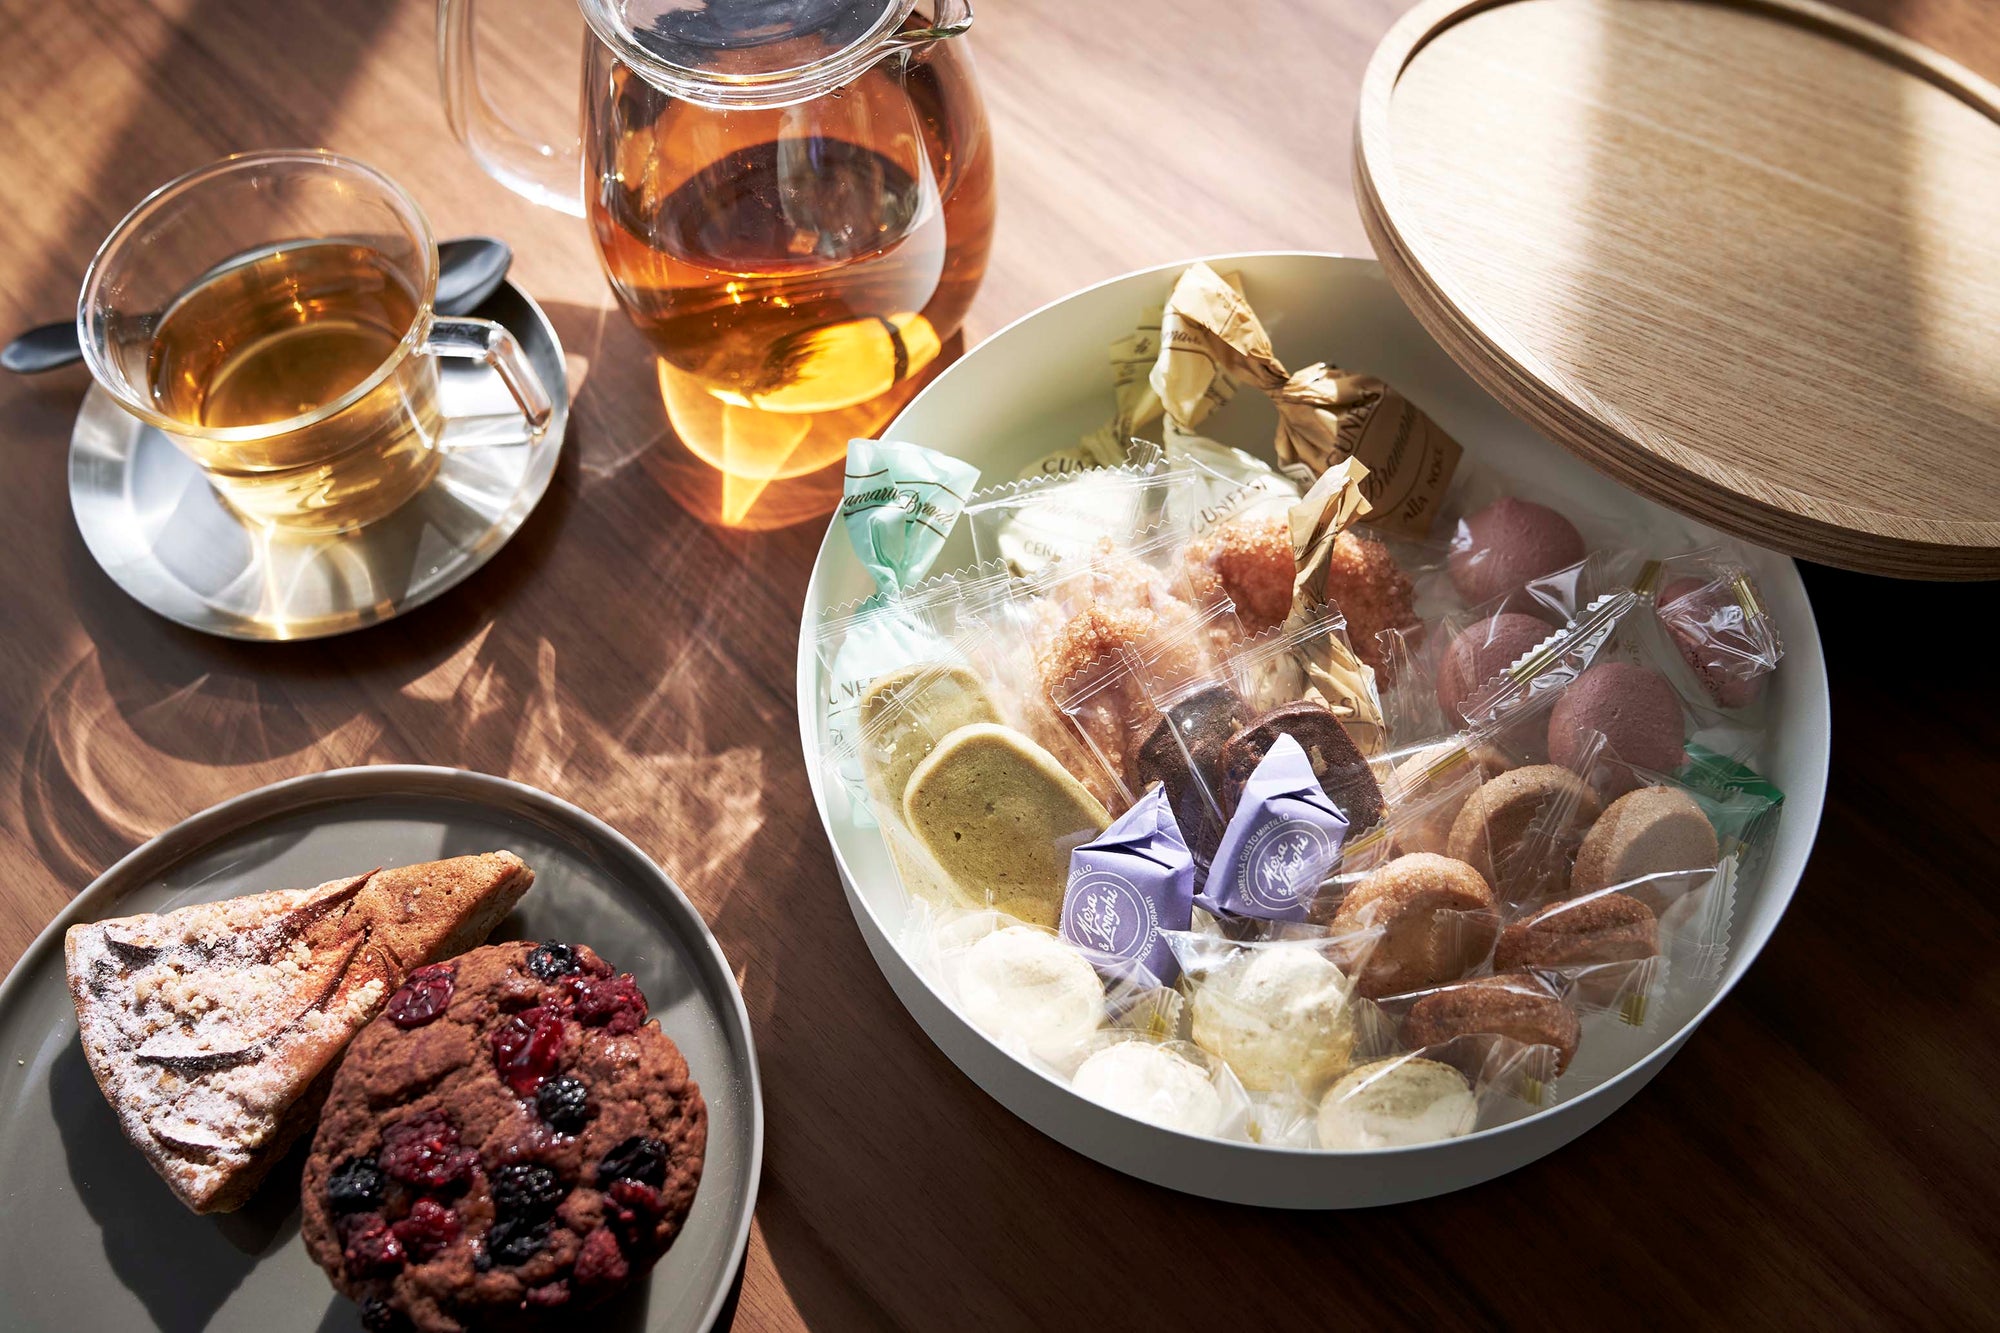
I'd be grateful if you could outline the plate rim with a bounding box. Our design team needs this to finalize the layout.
[0,763,762,1332]
[67,276,572,641]
[793,248,1830,1194]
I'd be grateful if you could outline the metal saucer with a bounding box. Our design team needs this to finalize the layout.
[68,279,568,640]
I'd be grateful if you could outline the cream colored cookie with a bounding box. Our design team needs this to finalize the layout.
[1330,853,1497,998]
[903,723,1111,927]
[1571,785,1720,897]
[1316,1056,1477,1150]
[858,663,1001,811]
[949,926,1106,1062]
[1190,946,1355,1093]
[1446,764,1602,902]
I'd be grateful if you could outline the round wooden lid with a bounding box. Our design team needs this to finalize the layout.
[1354,0,2000,579]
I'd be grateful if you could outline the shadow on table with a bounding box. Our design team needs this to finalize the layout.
[50,1039,300,1333]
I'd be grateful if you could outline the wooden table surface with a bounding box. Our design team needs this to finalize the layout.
[2,0,1996,1328]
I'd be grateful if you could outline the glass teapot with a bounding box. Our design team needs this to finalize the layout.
[439,0,993,444]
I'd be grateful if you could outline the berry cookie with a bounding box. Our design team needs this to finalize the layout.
[301,942,705,1332]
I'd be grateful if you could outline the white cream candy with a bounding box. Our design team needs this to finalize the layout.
[949,926,1106,1064]
[1189,945,1355,1093]
[1071,1041,1224,1136]
[1315,1057,1477,1151]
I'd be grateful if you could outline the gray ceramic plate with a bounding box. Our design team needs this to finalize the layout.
[69,279,568,641]
[0,767,760,1332]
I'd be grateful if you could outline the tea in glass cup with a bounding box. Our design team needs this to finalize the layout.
[80,150,552,532]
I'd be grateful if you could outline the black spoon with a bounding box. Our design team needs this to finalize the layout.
[1,235,514,375]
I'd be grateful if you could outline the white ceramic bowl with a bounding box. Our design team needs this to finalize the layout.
[795,253,1828,1207]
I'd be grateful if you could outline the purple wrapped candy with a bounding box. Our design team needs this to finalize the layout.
[1201,733,1350,922]
[1061,785,1195,985]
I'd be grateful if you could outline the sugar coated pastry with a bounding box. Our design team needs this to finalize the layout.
[1071,1041,1224,1135]
[1217,701,1385,830]
[858,664,1002,811]
[1435,612,1556,721]
[1036,604,1158,782]
[903,723,1112,928]
[1446,764,1602,903]
[1190,516,1421,674]
[950,926,1106,1062]
[1547,662,1687,796]
[1401,972,1582,1075]
[1314,530,1419,679]
[1330,853,1498,998]
[1494,892,1660,972]
[1571,785,1720,897]
[1447,497,1585,606]
[1190,946,1355,1092]
[1182,513,1294,631]
[1316,1057,1477,1150]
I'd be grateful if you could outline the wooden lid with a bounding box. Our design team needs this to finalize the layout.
[1354,0,2000,579]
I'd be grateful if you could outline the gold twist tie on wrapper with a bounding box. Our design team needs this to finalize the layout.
[1289,457,1374,616]
[1149,262,1462,537]
[1281,457,1385,754]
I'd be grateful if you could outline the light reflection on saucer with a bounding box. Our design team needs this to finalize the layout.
[68,281,567,641]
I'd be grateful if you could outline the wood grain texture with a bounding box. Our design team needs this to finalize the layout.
[0,0,1997,1329]
[1357,0,2000,578]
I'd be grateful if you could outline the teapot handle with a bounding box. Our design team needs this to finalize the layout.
[881,0,974,53]
[437,0,586,217]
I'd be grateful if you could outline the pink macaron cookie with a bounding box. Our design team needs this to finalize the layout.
[1547,662,1686,795]
[1448,498,1587,607]
[1656,576,1768,708]
[1435,612,1555,721]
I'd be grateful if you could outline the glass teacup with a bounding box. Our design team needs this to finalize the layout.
[78,149,553,532]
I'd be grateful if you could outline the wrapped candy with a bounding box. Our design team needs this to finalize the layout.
[816,439,982,818]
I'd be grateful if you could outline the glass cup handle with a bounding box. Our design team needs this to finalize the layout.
[437,0,585,216]
[426,316,556,435]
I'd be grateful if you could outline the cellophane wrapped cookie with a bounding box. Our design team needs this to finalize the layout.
[1649,547,1784,709]
[1068,1033,1255,1140]
[1007,528,1244,812]
[1530,555,1783,802]
[903,907,1192,1079]
[1132,604,1386,880]
[964,457,1190,576]
[1164,928,1382,1129]
[843,627,1125,929]
[1351,973,1581,1118]
[916,910,1111,1074]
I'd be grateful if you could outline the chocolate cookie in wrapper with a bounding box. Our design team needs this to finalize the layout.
[1134,684,1249,862]
[1202,734,1350,922]
[1061,785,1196,985]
